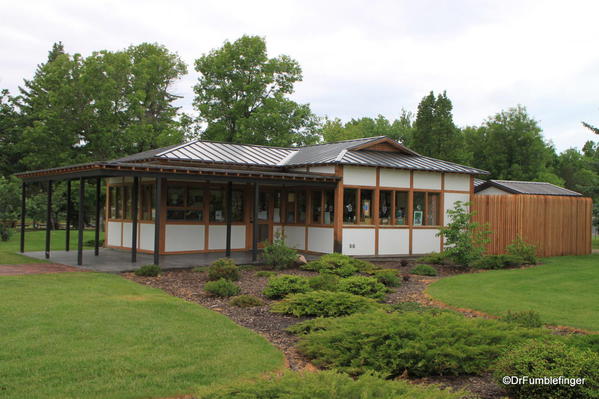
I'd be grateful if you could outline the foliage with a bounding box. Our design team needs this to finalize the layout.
[494,340,599,399]
[437,201,491,267]
[471,254,523,269]
[506,235,538,264]
[193,35,319,146]
[229,295,264,308]
[302,253,365,277]
[262,274,311,299]
[371,269,401,287]
[0,177,20,224]
[295,310,547,378]
[410,264,438,276]
[195,370,464,399]
[204,278,241,297]
[390,301,432,313]
[134,264,162,277]
[338,275,388,300]
[308,273,339,291]
[207,258,240,281]
[320,111,414,145]
[0,90,23,176]
[255,270,277,278]
[352,258,380,273]
[0,224,12,242]
[502,310,543,328]
[84,238,104,246]
[271,291,380,317]
[568,334,599,354]
[261,234,297,269]
[418,252,447,265]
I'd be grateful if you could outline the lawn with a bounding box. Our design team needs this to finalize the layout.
[593,235,599,249]
[0,272,283,399]
[0,230,95,264]
[427,255,599,332]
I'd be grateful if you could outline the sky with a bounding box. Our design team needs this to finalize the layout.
[1,0,598,152]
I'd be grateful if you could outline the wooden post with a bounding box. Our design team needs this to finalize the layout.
[66,180,71,251]
[131,177,139,263]
[153,177,162,265]
[333,166,343,253]
[45,181,52,259]
[225,181,233,257]
[77,178,84,266]
[20,182,26,253]
[94,177,101,256]
[252,183,259,262]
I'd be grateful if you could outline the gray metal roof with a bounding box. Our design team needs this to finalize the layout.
[475,180,582,196]
[474,178,486,187]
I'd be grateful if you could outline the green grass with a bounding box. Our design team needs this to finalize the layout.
[427,255,599,332]
[593,236,599,249]
[0,272,283,399]
[0,230,95,264]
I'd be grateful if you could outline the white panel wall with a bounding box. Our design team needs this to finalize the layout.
[444,174,471,191]
[139,224,155,251]
[107,221,122,246]
[307,227,334,253]
[378,229,410,255]
[284,226,305,250]
[413,171,441,190]
[208,225,246,250]
[122,222,132,247]
[477,187,509,195]
[342,228,375,255]
[444,193,471,225]
[309,165,336,174]
[343,166,376,186]
[379,168,410,188]
[165,224,205,251]
[412,229,441,254]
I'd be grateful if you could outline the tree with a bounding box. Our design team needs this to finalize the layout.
[582,121,599,135]
[412,91,465,162]
[193,35,319,146]
[320,110,414,144]
[0,90,23,176]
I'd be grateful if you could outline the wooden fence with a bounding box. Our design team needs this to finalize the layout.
[472,195,593,257]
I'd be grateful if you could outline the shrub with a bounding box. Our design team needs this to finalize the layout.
[255,270,276,278]
[261,234,298,269]
[271,291,380,317]
[410,264,438,276]
[494,340,599,399]
[294,310,547,377]
[568,334,599,354]
[84,238,104,246]
[0,224,12,242]
[192,266,209,272]
[338,275,388,300]
[502,310,543,328]
[195,370,464,399]
[302,253,368,277]
[204,278,241,297]
[400,259,410,267]
[506,235,538,264]
[371,269,401,287]
[207,258,240,281]
[471,254,523,270]
[353,258,380,273]
[263,274,311,299]
[308,273,339,291]
[418,252,446,265]
[391,301,434,313]
[134,264,162,276]
[229,294,264,308]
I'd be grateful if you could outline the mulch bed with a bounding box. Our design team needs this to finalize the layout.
[0,263,84,276]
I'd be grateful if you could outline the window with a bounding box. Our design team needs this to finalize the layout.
[273,191,282,223]
[360,189,373,224]
[323,190,334,225]
[230,190,244,222]
[108,186,124,219]
[312,191,322,223]
[297,191,306,223]
[395,191,408,225]
[413,191,440,226]
[140,184,154,221]
[286,192,296,223]
[167,185,204,222]
[123,186,132,219]
[209,187,244,223]
[343,189,357,224]
[379,191,392,225]
[167,186,185,207]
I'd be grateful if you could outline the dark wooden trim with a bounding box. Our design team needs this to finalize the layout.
[45,181,52,259]
[333,165,343,252]
[440,173,445,252]
[20,182,26,253]
[408,171,414,255]
[131,177,139,262]
[252,183,259,261]
[77,178,84,265]
[225,181,233,257]
[95,177,101,256]
[154,177,162,265]
[66,180,71,251]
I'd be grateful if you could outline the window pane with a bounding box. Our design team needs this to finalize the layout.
[273,191,281,223]
[413,192,425,226]
[187,188,204,208]
[115,186,123,219]
[395,191,408,225]
[167,186,185,207]
[231,190,244,222]
[324,190,334,225]
[141,185,153,221]
[286,192,296,223]
[297,191,307,223]
[379,191,392,225]
[167,209,185,221]
[360,189,373,224]
[123,186,131,219]
[258,191,269,221]
[109,187,116,219]
[312,191,322,224]
[343,189,357,224]
[185,210,203,222]
[427,193,440,225]
[210,190,225,222]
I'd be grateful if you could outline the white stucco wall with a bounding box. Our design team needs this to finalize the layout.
[444,193,471,225]
[309,165,336,174]
[379,168,410,188]
[106,221,121,246]
[477,187,509,195]
[283,226,306,250]
[343,166,376,186]
[122,222,132,247]
[378,228,410,255]
[412,171,442,190]
[342,228,375,255]
[307,227,334,253]
[139,223,155,251]
[412,229,441,254]
[208,225,245,250]
[444,174,471,191]
[165,224,205,251]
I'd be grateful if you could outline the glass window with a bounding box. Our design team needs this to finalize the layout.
[187,188,204,208]
[379,191,392,225]
[323,190,334,225]
[140,185,155,221]
[258,192,269,221]
[413,192,425,226]
[286,192,296,223]
[312,191,322,224]
[167,209,185,221]
[360,189,373,224]
[230,190,244,222]
[123,186,131,219]
[185,210,203,222]
[395,191,408,225]
[115,186,123,219]
[273,191,281,223]
[210,190,225,222]
[343,189,357,224]
[167,186,185,207]
[109,187,116,219]
[297,191,306,223]
[427,192,440,226]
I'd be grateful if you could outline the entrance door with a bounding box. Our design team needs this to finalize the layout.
[257,191,272,247]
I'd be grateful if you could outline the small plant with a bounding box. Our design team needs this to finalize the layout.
[568,334,599,354]
[400,259,410,267]
[255,270,277,278]
[418,252,446,265]
[134,264,162,276]
[309,274,339,291]
[302,253,362,277]
[353,258,380,273]
[271,291,380,317]
[229,294,264,308]
[502,310,543,328]
[471,254,523,270]
[204,278,241,297]
[506,235,538,264]
[338,275,388,300]
[371,269,401,287]
[494,340,599,399]
[261,233,298,269]
[207,258,240,281]
[0,224,12,242]
[410,264,438,276]
[263,274,311,299]
[84,238,105,246]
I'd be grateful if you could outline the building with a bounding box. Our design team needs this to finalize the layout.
[15,136,489,265]
[475,179,583,197]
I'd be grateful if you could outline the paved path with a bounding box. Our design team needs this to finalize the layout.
[0,263,84,276]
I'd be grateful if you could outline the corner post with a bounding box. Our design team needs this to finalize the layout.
[131,177,139,263]
[94,177,101,256]
[153,177,162,266]
[252,183,259,262]
[77,178,85,265]
[45,181,53,259]
[66,180,71,251]
[225,181,233,257]
[20,182,26,253]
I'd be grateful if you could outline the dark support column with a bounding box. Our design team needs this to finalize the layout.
[66,180,71,251]
[94,177,101,256]
[153,177,162,266]
[20,182,26,253]
[225,181,232,257]
[77,178,84,266]
[45,181,53,259]
[131,177,139,263]
[252,183,259,262]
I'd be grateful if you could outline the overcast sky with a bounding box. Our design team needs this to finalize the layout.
[1,0,598,152]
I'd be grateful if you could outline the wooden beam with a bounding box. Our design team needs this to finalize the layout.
[45,181,52,259]
[153,177,162,265]
[66,180,71,251]
[252,183,259,262]
[20,182,26,253]
[225,181,233,257]
[333,165,343,253]
[94,177,101,256]
[131,176,139,263]
[77,178,84,265]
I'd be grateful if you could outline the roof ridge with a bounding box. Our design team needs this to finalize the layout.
[159,138,298,153]
[301,136,386,148]
[492,179,552,185]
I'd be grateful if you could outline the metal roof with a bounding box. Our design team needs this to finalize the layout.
[475,180,582,196]
[474,178,486,187]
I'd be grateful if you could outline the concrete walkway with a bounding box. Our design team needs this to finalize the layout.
[24,249,261,273]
